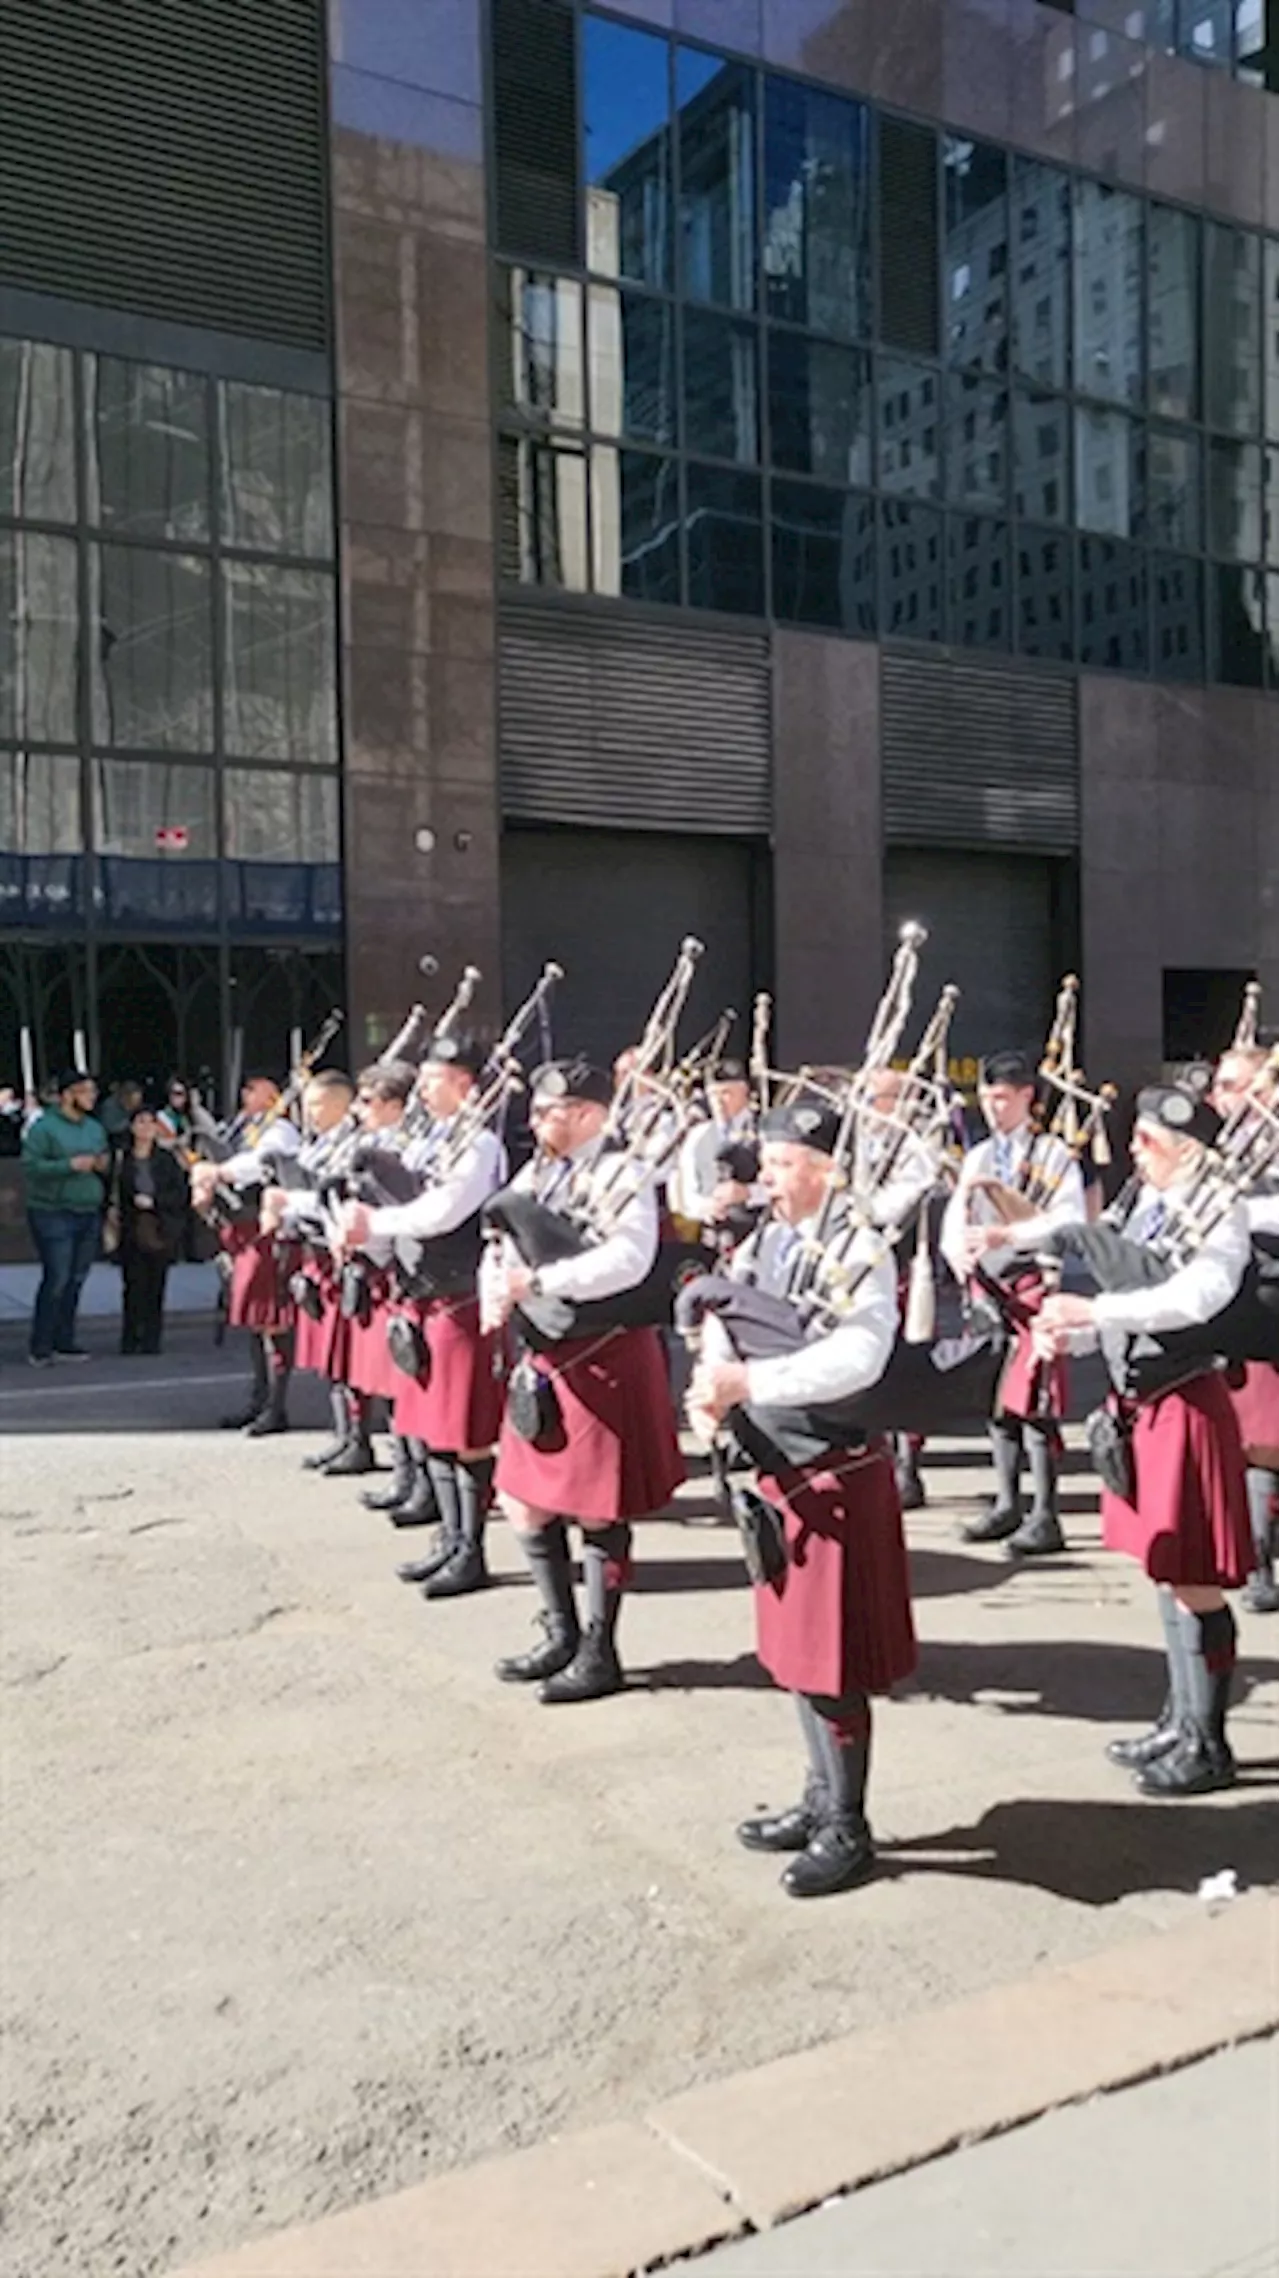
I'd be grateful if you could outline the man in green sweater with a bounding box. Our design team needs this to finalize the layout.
[21,1071,110,1366]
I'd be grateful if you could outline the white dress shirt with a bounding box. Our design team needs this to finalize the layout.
[939,1123,1083,1283]
[673,1112,757,1228]
[479,1137,659,1313]
[222,1116,300,1189]
[366,1125,504,1241]
[704,1212,898,1410]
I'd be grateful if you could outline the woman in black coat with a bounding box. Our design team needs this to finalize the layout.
[117,1106,190,1355]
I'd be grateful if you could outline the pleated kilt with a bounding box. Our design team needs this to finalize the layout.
[495,1324,685,1524]
[345,1268,401,1401]
[391,1296,505,1453]
[1227,1360,1279,1468]
[754,1442,917,1700]
[225,1227,297,1334]
[1102,1372,1252,1588]
[292,1254,340,1377]
[993,1269,1068,1423]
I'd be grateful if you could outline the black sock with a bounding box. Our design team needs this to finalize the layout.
[988,1418,1023,1515]
[582,1522,632,1631]
[1177,1603,1237,1737]
[1025,1427,1058,1522]
[520,1522,578,1635]
[794,1694,829,1815]
[807,1692,872,1837]
[427,1455,463,1550]
[456,1457,494,1552]
[1247,1468,1276,1569]
[328,1384,350,1440]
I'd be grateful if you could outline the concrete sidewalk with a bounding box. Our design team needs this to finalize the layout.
[0,1258,218,1320]
[682,2038,1278,2278]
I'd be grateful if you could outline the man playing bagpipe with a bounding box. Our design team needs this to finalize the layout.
[191,1071,301,1437]
[479,1055,686,1705]
[687,1097,918,1900]
[1210,1005,1279,1614]
[259,1069,372,1476]
[338,1034,507,1601]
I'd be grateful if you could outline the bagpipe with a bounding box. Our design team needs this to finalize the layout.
[201,1007,345,1231]
[483,938,707,1349]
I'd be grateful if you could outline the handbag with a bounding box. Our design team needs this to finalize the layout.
[727,1479,789,1588]
[133,1207,168,1256]
[1085,1403,1136,1503]
[101,1202,121,1259]
[507,1351,562,1446]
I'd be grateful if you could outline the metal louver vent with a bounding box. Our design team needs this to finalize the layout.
[878,118,940,358]
[881,649,1078,851]
[499,602,771,834]
[493,0,581,267]
[0,0,329,352]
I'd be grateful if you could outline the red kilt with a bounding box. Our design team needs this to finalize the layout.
[1102,1373,1251,1588]
[1228,1361,1279,1467]
[345,1269,401,1400]
[225,1229,296,1334]
[754,1444,917,1699]
[993,1269,1068,1422]
[391,1297,505,1453]
[292,1257,340,1377]
[495,1325,684,1523]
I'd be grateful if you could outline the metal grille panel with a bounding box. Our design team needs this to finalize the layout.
[499,602,771,834]
[492,0,580,267]
[881,649,1078,850]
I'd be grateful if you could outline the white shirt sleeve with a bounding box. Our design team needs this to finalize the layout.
[534,1178,659,1304]
[865,1135,936,1232]
[1246,1189,1279,1238]
[367,1131,500,1240]
[1092,1206,1251,1335]
[939,1146,982,1280]
[221,1118,300,1188]
[280,1185,324,1233]
[674,1124,717,1224]
[744,1251,898,1408]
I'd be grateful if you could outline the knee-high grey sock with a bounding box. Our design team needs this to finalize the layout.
[426,1455,462,1550]
[582,1522,632,1636]
[456,1457,494,1552]
[987,1417,1024,1517]
[1025,1425,1059,1522]
[809,1692,873,1836]
[1177,1603,1237,1740]
[1157,1585,1186,1723]
[520,1522,578,1637]
[327,1383,350,1440]
[795,1694,829,1811]
[1246,1468,1276,1567]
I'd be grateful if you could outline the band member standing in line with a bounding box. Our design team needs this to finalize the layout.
[940,1051,1084,1559]
[1210,1042,1279,1613]
[329,1063,418,1434]
[1032,1086,1252,1795]
[339,1035,506,1601]
[670,1058,759,1248]
[481,1059,685,1705]
[259,1069,365,1473]
[689,1100,917,1900]
[858,1064,944,1512]
[193,1073,300,1436]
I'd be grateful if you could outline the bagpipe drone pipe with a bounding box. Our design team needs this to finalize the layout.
[1042,1216,1278,1399]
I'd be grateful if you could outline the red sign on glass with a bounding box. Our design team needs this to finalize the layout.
[154,825,190,850]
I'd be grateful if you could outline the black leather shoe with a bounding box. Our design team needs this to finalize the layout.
[1136,1731,1236,1797]
[221,1405,264,1431]
[244,1409,289,1438]
[362,1479,412,1512]
[539,1630,624,1704]
[423,1547,489,1600]
[387,1479,440,1528]
[319,1440,375,1477]
[1003,1512,1065,1560]
[961,1505,1021,1544]
[736,1804,820,1854]
[1105,1719,1180,1769]
[395,1537,452,1585]
[895,1466,927,1512]
[495,1619,580,1685]
[302,1438,349,1472]
[780,1824,877,1899]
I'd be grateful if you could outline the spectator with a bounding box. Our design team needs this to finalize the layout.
[0,1085,23,1159]
[115,1105,190,1355]
[157,1075,221,1161]
[21,1070,110,1366]
[100,1078,144,1147]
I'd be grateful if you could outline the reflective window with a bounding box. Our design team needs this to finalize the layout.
[0,752,82,925]
[0,340,77,523]
[587,287,677,443]
[1208,437,1263,558]
[1075,407,1143,537]
[768,336,872,485]
[1010,161,1071,389]
[219,384,333,557]
[763,80,872,341]
[592,447,682,605]
[223,565,337,765]
[85,359,209,541]
[0,531,79,744]
[1267,447,1278,565]
[1147,427,1201,549]
[92,758,218,928]
[91,546,213,752]
[1147,205,1200,422]
[1151,555,1205,678]
[684,462,763,615]
[1211,563,1269,682]
[1017,526,1075,661]
[1072,181,1143,405]
[497,269,585,429]
[497,433,589,590]
[681,310,759,462]
[947,515,1011,651]
[945,375,1009,509]
[943,140,1009,376]
[1204,225,1262,436]
[677,50,756,313]
[1179,0,1233,60]
[876,358,942,498]
[1078,534,1148,670]
[880,501,944,641]
[584,16,672,288]
[771,481,877,634]
[1013,391,1071,524]
[224,769,341,935]
[1265,238,1277,441]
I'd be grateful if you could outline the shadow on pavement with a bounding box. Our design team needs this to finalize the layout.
[879,1793,1279,1906]
[635,1652,773,1692]
[910,1638,1277,1725]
